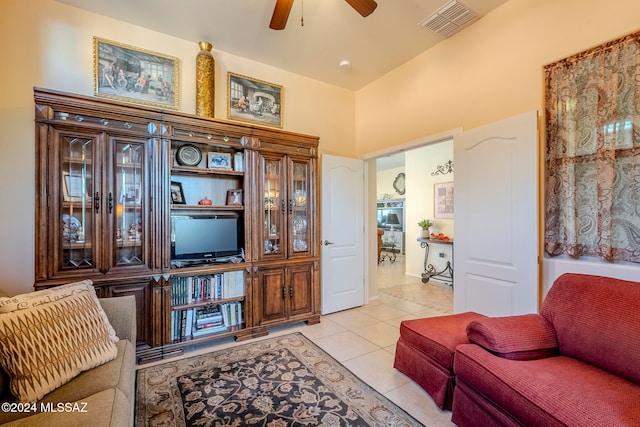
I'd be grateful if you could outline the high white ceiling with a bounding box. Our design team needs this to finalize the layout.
[55,0,508,90]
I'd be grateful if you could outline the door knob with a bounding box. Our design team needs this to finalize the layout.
[323,240,334,246]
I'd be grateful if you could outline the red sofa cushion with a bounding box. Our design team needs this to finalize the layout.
[540,273,640,384]
[466,314,558,360]
[454,343,640,426]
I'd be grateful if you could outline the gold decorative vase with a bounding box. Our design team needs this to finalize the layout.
[196,41,215,118]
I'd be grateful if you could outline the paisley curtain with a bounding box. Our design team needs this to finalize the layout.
[544,31,640,262]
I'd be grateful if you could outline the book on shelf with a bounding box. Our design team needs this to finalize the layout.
[170,271,244,306]
[192,324,227,337]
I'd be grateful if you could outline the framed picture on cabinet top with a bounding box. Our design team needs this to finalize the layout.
[170,181,186,205]
[93,37,180,110]
[227,72,282,128]
[434,181,454,219]
[208,152,232,170]
[226,189,243,206]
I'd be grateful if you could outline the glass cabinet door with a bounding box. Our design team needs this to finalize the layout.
[59,134,97,271]
[110,138,147,269]
[261,155,285,258]
[290,159,311,255]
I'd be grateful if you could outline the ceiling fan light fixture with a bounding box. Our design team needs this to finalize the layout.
[269,0,294,30]
[270,0,377,30]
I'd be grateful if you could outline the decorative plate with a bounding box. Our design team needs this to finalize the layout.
[176,144,202,167]
[293,217,307,233]
[393,172,406,195]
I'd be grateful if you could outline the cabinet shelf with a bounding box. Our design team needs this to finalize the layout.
[63,156,93,165]
[62,241,144,249]
[171,204,243,211]
[62,202,142,210]
[62,242,91,249]
[172,295,245,311]
[115,240,143,247]
[172,324,245,344]
[172,165,244,177]
[116,162,140,169]
[62,201,93,207]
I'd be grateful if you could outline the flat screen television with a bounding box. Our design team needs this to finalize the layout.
[171,215,243,262]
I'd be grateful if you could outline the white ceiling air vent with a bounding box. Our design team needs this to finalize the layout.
[419,0,479,38]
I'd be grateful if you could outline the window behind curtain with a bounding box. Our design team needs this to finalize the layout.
[544,31,640,263]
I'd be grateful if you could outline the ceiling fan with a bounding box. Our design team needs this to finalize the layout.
[269,0,378,30]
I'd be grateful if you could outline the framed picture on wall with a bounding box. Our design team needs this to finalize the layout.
[93,37,180,110]
[434,182,454,218]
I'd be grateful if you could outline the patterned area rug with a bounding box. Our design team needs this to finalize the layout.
[135,333,422,426]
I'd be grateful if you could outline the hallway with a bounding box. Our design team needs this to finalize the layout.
[378,255,453,314]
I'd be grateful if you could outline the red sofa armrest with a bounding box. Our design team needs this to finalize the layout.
[466,314,559,361]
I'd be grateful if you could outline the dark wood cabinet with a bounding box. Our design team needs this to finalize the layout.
[34,88,320,361]
[106,279,153,348]
[253,262,319,332]
[256,266,288,323]
[43,127,156,280]
[254,153,315,261]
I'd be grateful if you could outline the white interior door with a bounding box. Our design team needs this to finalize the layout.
[453,111,539,316]
[321,154,364,314]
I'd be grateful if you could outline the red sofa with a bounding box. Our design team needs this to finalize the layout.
[451,273,640,426]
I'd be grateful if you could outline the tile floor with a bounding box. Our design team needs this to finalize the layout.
[139,255,455,426]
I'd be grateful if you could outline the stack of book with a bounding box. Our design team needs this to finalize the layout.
[171,302,243,341]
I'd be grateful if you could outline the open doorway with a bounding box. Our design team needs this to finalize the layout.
[372,139,454,314]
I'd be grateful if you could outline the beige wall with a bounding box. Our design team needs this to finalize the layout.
[357,0,640,294]
[355,0,640,155]
[376,167,405,199]
[0,0,356,295]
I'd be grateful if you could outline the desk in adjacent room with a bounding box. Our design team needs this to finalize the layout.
[417,238,453,285]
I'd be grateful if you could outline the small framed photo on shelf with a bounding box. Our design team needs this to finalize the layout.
[170,181,186,204]
[226,189,243,206]
[121,183,141,204]
[62,172,89,202]
[208,152,232,170]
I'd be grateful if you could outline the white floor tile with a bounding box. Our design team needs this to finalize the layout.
[342,349,410,394]
[351,321,400,348]
[312,331,380,362]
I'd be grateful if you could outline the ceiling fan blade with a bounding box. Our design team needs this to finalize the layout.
[344,0,378,17]
[269,0,294,30]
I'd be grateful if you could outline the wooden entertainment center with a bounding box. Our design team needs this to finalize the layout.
[33,88,320,362]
